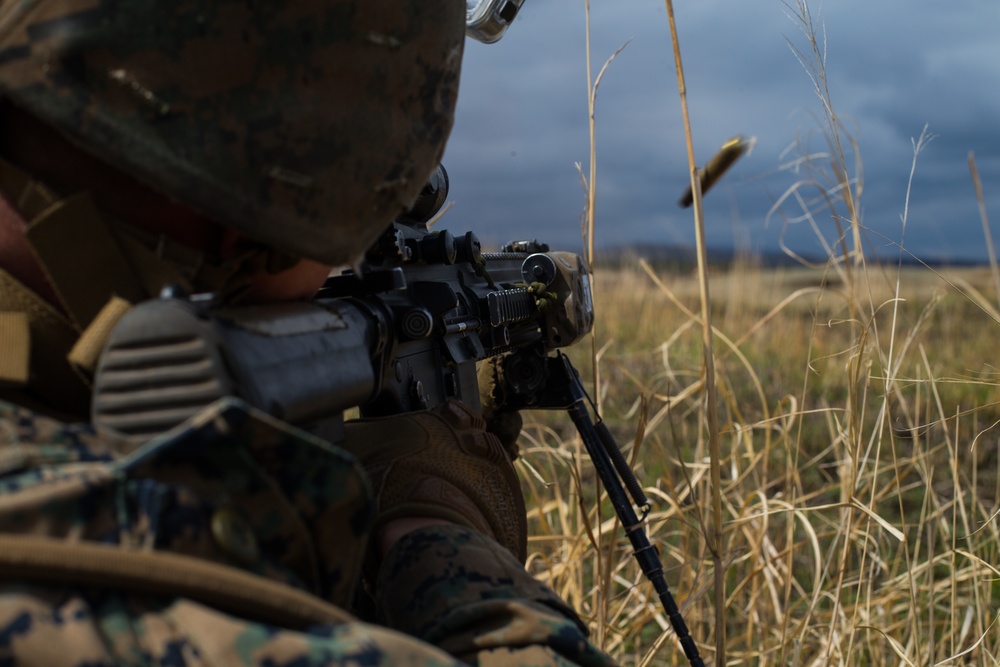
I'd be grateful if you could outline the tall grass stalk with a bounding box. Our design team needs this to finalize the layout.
[581,0,630,644]
[968,152,1000,312]
[583,0,600,421]
[663,1,726,663]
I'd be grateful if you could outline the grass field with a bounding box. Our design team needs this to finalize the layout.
[517,259,1000,666]
[516,2,1000,663]
[511,2,1000,663]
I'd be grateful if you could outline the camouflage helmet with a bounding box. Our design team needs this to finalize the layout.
[0,0,465,266]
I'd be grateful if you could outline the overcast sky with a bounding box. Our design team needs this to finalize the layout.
[439,0,1000,263]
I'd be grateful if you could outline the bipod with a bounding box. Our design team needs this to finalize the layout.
[513,352,705,667]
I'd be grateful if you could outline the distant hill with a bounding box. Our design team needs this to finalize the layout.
[595,244,988,269]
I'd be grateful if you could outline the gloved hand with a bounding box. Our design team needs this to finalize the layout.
[477,356,523,458]
[341,401,527,565]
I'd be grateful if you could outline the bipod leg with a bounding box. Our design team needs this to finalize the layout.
[555,354,705,667]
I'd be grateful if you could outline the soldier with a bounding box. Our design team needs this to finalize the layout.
[0,1,616,665]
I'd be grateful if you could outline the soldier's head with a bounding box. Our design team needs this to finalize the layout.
[0,0,465,301]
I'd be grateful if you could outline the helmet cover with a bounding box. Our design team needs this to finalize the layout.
[0,0,465,265]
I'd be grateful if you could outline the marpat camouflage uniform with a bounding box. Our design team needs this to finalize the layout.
[0,396,612,665]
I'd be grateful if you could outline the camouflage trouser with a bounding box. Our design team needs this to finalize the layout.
[0,526,616,667]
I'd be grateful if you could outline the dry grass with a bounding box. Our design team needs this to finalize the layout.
[513,1,1000,664]
[519,260,1000,666]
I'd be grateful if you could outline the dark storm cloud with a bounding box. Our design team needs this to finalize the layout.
[441,0,1000,263]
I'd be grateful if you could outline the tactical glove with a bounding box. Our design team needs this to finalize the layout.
[341,401,527,563]
[477,356,524,458]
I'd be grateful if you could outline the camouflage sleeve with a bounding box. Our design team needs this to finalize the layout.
[375,524,618,667]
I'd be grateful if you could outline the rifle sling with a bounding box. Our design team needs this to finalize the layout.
[0,534,352,628]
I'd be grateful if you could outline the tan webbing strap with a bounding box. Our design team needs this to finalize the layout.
[25,193,146,331]
[68,296,132,375]
[0,268,90,414]
[0,312,30,385]
[0,534,353,628]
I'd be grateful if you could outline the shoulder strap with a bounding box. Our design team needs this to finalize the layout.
[0,534,353,628]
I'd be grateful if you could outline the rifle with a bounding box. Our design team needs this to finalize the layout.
[91,166,589,441]
[91,165,704,667]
